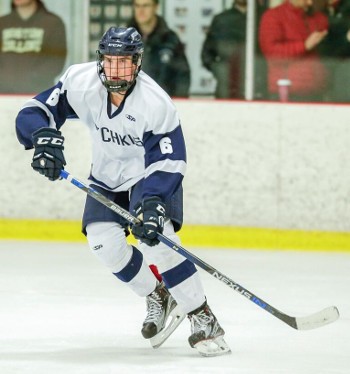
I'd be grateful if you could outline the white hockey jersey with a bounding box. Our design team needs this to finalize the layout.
[16,62,187,200]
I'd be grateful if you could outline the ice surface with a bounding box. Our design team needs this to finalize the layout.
[0,240,348,374]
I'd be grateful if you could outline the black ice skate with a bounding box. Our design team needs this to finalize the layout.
[187,301,231,357]
[142,282,185,348]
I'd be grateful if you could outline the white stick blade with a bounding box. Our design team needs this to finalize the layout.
[296,306,339,330]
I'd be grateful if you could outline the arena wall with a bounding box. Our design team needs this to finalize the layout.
[1,96,350,249]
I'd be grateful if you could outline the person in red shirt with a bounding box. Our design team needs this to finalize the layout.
[259,0,329,102]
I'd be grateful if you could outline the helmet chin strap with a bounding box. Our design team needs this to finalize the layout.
[104,79,130,93]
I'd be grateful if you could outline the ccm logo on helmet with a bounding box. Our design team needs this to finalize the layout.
[108,43,122,47]
[37,137,64,146]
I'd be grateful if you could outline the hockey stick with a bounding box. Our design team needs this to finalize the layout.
[60,170,340,331]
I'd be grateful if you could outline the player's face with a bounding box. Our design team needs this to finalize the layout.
[133,0,158,25]
[103,55,136,83]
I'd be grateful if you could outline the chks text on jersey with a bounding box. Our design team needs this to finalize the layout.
[100,127,143,146]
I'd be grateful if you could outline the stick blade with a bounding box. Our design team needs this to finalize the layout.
[295,306,339,330]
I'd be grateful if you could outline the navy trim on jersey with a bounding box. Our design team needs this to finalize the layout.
[161,259,197,289]
[113,245,143,282]
[143,125,187,166]
[107,82,136,119]
[107,94,125,118]
[35,85,78,128]
[16,106,51,149]
[16,83,78,149]
[142,124,186,200]
[142,170,183,201]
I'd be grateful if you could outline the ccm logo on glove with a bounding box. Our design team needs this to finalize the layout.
[36,137,64,146]
[31,127,66,181]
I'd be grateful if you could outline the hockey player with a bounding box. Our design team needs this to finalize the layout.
[15,27,231,357]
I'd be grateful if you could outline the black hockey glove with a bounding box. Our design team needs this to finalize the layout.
[132,197,166,247]
[31,127,66,181]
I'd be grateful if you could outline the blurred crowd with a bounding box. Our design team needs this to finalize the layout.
[202,0,350,103]
[1,0,350,103]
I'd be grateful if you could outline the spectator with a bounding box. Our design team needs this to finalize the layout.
[201,0,267,99]
[259,0,329,102]
[316,0,350,102]
[128,0,190,97]
[0,0,67,94]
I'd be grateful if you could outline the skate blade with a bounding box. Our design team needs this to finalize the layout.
[150,305,186,349]
[194,336,232,357]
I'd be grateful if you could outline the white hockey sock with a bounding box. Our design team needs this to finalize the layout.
[86,221,156,296]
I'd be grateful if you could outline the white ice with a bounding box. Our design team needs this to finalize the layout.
[0,240,348,374]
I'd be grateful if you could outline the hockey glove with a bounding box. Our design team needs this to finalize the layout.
[31,127,66,181]
[132,197,166,247]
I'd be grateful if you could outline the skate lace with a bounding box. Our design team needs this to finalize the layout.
[190,310,213,332]
[144,292,163,323]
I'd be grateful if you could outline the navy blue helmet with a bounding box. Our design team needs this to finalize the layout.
[97,27,144,93]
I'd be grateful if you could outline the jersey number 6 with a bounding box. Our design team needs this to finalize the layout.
[159,137,173,154]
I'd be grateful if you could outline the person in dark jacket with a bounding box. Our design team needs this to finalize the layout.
[315,0,350,102]
[128,0,190,98]
[201,0,267,99]
[0,0,67,94]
